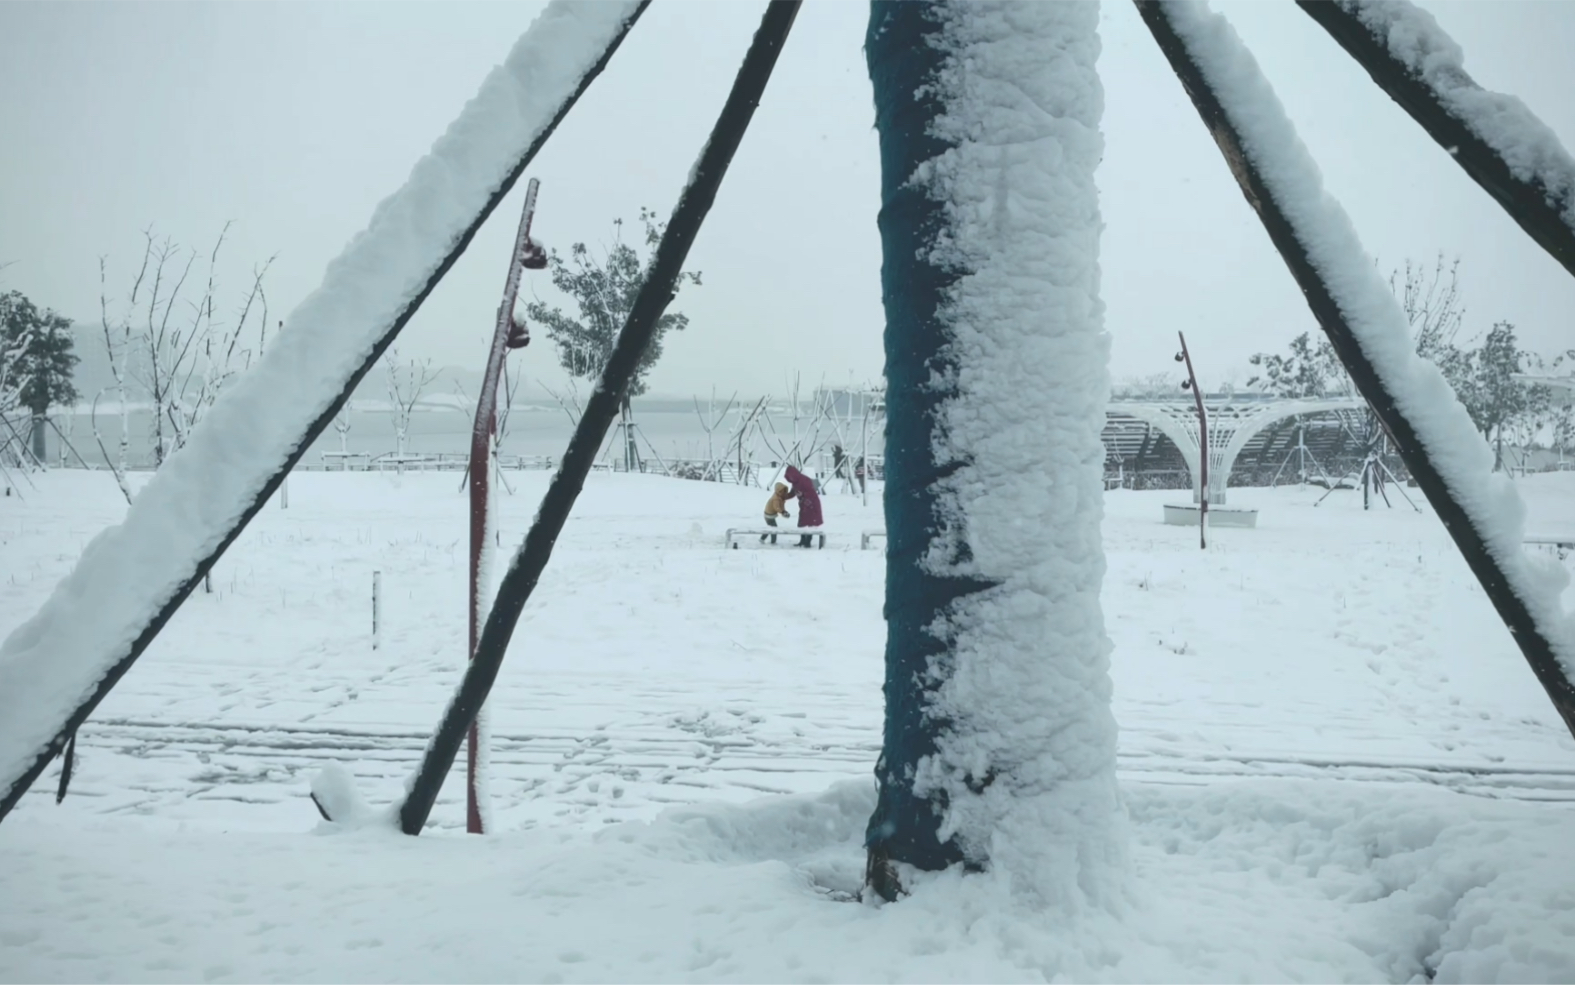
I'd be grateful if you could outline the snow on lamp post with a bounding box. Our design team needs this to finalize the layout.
[466,178,546,835]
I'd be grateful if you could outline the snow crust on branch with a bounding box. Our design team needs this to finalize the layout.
[914,1,1122,907]
[1163,1,1574,671]
[0,2,642,795]
[1339,0,1575,231]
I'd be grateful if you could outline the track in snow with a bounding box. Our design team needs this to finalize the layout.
[24,716,1575,834]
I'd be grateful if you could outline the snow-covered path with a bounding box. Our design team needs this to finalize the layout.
[3,470,1571,833]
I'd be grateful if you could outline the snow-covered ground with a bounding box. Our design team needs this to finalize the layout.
[1,469,1572,981]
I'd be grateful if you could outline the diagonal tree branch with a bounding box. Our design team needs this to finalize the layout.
[1297,0,1575,279]
[396,0,803,835]
[1135,0,1575,739]
[0,2,653,826]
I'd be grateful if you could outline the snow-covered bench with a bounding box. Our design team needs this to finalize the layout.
[1525,535,1574,555]
[860,529,887,550]
[725,527,827,549]
[375,453,440,472]
[320,451,372,471]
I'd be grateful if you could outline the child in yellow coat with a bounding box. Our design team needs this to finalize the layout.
[760,482,795,544]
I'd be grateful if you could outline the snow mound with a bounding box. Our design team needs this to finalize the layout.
[1126,782,1575,983]
[604,778,872,892]
[3,779,1572,982]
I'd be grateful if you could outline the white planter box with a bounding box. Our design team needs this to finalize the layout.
[1164,504,1258,528]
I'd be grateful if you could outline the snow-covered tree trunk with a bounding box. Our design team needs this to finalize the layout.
[864,0,1121,906]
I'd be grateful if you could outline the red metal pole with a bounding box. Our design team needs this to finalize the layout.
[467,178,544,833]
[1177,331,1207,549]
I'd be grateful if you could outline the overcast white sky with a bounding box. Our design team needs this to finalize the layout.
[2,1,1572,398]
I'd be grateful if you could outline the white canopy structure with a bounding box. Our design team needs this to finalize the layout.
[1112,397,1366,503]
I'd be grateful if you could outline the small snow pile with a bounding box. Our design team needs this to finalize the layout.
[0,2,641,801]
[1161,1,1575,675]
[309,764,381,829]
[1342,0,1575,231]
[601,778,875,899]
[916,2,1122,907]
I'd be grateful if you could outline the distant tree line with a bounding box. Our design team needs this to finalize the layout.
[1245,257,1571,466]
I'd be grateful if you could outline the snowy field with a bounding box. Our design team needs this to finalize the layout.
[1,469,1573,982]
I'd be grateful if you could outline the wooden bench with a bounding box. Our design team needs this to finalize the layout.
[860,529,887,550]
[725,527,827,549]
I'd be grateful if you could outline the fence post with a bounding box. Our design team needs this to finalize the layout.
[372,571,381,650]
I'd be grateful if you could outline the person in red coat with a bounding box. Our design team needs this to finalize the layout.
[783,465,823,548]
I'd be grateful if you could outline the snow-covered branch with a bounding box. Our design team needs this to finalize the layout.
[1137,0,1575,735]
[0,1,651,823]
[1298,0,1575,278]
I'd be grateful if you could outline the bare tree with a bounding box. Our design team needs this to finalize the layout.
[1391,257,1563,467]
[494,360,526,457]
[93,252,140,499]
[540,376,584,428]
[758,373,837,471]
[1393,254,1466,361]
[813,386,868,495]
[691,387,738,480]
[133,232,193,466]
[165,262,275,457]
[726,395,770,485]
[332,404,353,455]
[88,391,133,504]
[383,348,439,466]
[93,226,274,499]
